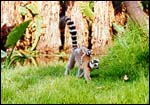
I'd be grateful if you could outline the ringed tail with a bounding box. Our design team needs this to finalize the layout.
[64,16,77,49]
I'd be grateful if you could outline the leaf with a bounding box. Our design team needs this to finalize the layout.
[18,6,27,16]
[118,37,129,49]
[26,2,38,15]
[89,1,94,10]
[1,50,7,58]
[112,22,125,33]
[31,15,42,51]
[5,19,32,47]
[8,55,26,67]
[80,2,94,21]
[34,15,42,37]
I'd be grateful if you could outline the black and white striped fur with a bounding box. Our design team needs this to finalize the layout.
[64,16,78,49]
[62,16,99,82]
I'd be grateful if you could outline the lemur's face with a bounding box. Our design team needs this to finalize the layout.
[89,59,99,69]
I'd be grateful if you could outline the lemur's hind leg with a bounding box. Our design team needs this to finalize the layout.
[76,68,84,78]
[64,53,75,76]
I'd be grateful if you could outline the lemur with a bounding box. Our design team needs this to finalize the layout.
[60,16,99,82]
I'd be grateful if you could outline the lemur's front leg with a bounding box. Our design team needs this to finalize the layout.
[84,69,91,82]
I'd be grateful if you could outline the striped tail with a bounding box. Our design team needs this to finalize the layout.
[64,16,77,49]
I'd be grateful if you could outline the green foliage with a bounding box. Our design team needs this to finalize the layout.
[18,2,42,51]
[100,19,149,81]
[2,2,42,69]
[112,22,125,34]
[26,2,38,15]
[18,2,38,16]
[18,6,27,16]
[7,55,26,68]
[80,2,94,22]
[89,1,94,11]
[3,20,32,69]
[3,2,42,69]
[5,19,32,47]
[31,15,42,51]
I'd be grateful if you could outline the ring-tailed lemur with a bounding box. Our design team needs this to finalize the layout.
[61,16,99,82]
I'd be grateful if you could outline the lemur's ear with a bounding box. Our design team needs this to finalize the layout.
[93,59,100,63]
[96,59,100,62]
[86,50,91,55]
[91,60,94,63]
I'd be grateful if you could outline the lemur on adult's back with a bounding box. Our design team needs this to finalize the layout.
[60,16,99,82]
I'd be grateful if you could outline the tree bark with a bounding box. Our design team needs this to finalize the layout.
[124,1,149,35]
[36,1,61,54]
[1,1,16,25]
[1,1,18,51]
[92,1,115,55]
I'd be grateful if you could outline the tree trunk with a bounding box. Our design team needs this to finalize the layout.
[92,1,115,55]
[1,1,18,51]
[1,1,16,25]
[36,1,61,54]
[124,1,149,35]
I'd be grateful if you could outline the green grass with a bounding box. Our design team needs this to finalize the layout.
[1,20,149,104]
[1,64,149,104]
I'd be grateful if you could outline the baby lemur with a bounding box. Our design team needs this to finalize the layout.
[60,16,99,82]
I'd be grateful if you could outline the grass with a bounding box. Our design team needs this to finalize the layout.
[1,20,149,104]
